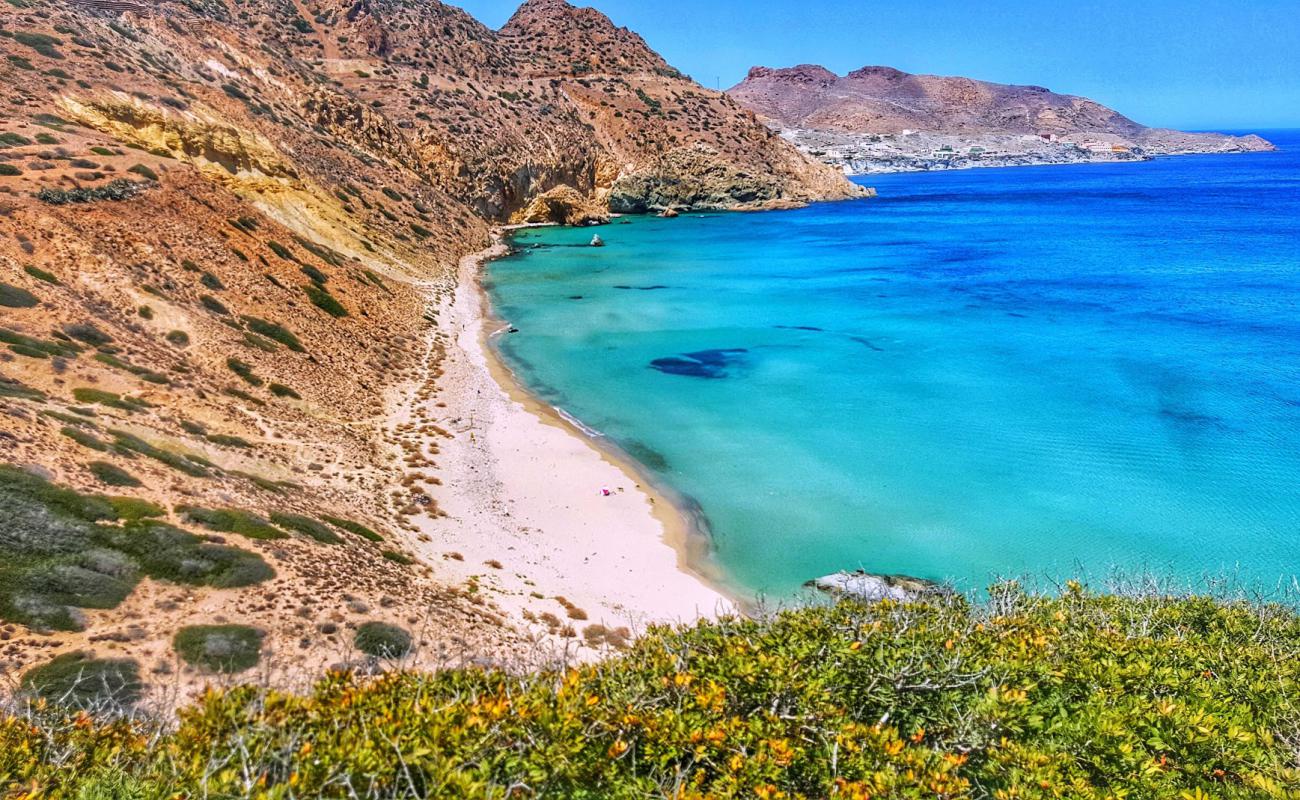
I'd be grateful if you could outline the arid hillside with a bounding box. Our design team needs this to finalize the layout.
[0,0,859,703]
[730,64,1274,173]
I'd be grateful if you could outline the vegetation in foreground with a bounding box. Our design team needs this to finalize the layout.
[3,586,1299,799]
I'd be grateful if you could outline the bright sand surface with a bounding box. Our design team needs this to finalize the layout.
[401,237,732,650]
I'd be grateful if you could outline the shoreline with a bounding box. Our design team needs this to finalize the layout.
[402,232,735,652]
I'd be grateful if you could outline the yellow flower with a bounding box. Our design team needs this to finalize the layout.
[608,739,629,758]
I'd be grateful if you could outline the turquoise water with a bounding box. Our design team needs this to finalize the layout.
[487,132,1300,598]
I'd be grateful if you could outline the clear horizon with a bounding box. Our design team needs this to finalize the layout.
[457,0,1300,132]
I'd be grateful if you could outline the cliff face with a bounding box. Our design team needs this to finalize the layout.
[0,0,861,691]
[730,64,1274,173]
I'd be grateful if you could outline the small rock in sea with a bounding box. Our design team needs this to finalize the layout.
[660,208,680,218]
[590,234,605,247]
[804,570,947,602]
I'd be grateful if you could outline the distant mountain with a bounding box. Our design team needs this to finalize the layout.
[729,65,1274,173]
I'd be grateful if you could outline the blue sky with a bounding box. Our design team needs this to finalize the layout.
[456,0,1300,131]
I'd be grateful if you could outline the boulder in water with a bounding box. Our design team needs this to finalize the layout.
[805,570,945,602]
[590,234,605,247]
[660,208,680,218]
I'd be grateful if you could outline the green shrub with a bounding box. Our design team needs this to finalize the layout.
[180,507,285,540]
[0,466,267,630]
[0,327,81,358]
[0,375,44,401]
[61,425,109,451]
[205,433,251,449]
[266,240,295,261]
[87,461,141,487]
[199,294,229,316]
[199,271,224,290]
[21,653,141,709]
[126,163,157,180]
[353,621,412,659]
[36,179,146,205]
[109,430,209,477]
[92,352,169,385]
[381,550,413,565]
[304,284,347,317]
[269,512,341,544]
[321,514,382,542]
[71,388,151,413]
[165,330,190,347]
[0,281,39,308]
[7,589,1300,797]
[173,625,264,673]
[0,163,21,176]
[299,263,328,284]
[23,265,59,284]
[268,382,300,399]
[225,357,262,387]
[64,322,112,346]
[241,316,304,352]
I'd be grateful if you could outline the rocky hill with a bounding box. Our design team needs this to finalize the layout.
[730,64,1275,173]
[0,0,860,701]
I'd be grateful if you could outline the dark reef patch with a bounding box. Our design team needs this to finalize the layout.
[650,349,748,379]
[848,336,885,352]
[775,325,824,332]
[613,285,670,291]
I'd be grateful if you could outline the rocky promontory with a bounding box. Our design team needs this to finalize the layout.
[729,64,1275,174]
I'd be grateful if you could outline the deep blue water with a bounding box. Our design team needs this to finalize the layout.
[488,131,1300,598]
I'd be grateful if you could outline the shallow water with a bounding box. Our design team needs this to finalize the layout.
[487,131,1300,598]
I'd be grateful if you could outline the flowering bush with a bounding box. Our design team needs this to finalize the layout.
[4,585,1299,799]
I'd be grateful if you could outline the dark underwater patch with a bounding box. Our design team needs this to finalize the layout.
[775,325,824,332]
[649,348,748,379]
[613,285,670,291]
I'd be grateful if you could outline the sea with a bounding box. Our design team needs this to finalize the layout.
[486,130,1300,599]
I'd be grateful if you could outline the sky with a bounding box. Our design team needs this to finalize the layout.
[455,0,1300,131]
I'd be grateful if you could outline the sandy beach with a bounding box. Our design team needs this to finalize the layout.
[397,235,733,653]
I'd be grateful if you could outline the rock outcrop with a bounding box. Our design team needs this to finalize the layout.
[806,571,948,602]
[512,185,609,226]
[730,64,1274,174]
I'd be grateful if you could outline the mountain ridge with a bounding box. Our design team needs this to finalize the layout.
[730,63,1274,173]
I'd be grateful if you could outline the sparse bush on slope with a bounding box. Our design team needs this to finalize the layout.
[3,587,1298,798]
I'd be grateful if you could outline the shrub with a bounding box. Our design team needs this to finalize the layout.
[205,433,251,449]
[381,550,413,565]
[109,430,209,477]
[353,621,412,658]
[126,163,157,180]
[199,294,229,315]
[173,625,264,673]
[0,466,267,631]
[87,461,141,487]
[23,265,59,284]
[268,382,300,399]
[304,284,347,317]
[36,179,146,205]
[165,330,190,347]
[269,512,341,544]
[7,589,1300,797]
[63,322,112,346]
[199,271,224,290]
[321,514,382,542]
[71,388,151,413]
[61,425,109,451]
[180,507,286,540]
[225,357,262,386]
[0,163,21,176]
[241,316,304,352]
[0,281,39,307]
[20,653,142,709]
